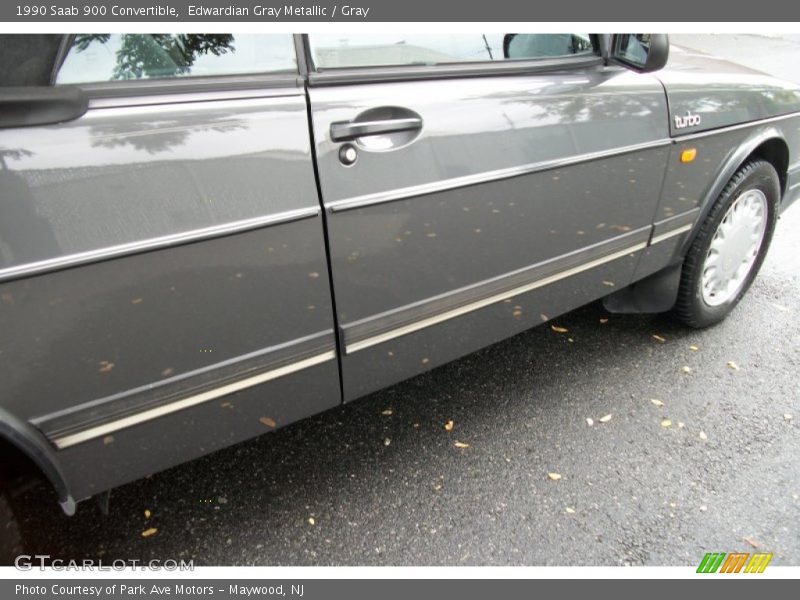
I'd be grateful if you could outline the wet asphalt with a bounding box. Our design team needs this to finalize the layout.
[13,35,800,566]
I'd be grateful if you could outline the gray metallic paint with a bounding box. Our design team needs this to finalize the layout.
[309,68,671,401]
[2,38,800,507]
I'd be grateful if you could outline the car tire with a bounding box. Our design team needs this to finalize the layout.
[0,487,24,565]
[674,160,780,328]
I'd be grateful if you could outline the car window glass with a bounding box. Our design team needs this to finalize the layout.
[308,34,593,69]
[56,34,296,83]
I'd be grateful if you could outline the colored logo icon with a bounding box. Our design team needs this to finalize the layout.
[697,552,773,573]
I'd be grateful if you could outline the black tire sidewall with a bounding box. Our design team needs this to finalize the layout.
[0,490,24,565]
[680,161,779,328]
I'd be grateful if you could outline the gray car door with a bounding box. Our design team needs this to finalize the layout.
[306,33,671,401]
[0,34,339,501]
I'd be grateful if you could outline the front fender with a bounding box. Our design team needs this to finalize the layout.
[678,126,788,257]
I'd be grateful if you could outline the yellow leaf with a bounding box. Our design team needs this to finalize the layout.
[682,366,692,374]
[599,318,609,324]
[308,517,316,525]
[259,417,277,428]
[727,361,740,371]
[547,472,562,481]
[599,414,613,423]
[444,420,454,431]
[141,528,158,538]
[381,409,393,416]
[551,325,568,333]
[661,419,672,428]
[689,345,699,351]
[383,438,391,446]
[650,399,664,407]
[144,509,151,519]
[652,334,666,343]
[454,441,470,449]
[743,537,759,549]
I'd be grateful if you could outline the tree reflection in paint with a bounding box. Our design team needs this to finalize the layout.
[73,34,235,80]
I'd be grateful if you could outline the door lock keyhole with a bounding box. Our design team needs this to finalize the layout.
[339,144,358,166]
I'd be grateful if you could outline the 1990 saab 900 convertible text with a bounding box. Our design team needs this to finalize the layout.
[1,33,799,556]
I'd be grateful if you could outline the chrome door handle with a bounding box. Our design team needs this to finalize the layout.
[330,117,423,142]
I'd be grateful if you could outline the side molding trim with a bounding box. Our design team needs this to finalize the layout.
[343,220,696,355]
[44,347,336,450]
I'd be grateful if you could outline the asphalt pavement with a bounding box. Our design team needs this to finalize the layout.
[14,35,800,566]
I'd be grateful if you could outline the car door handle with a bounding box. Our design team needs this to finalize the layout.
[330,117,423,142]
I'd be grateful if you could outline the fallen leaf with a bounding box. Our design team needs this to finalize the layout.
[661,419,672,428]
[784,414,793,421]
[599,414,613,423]
[727,361,740,371]
[512,309,523,317]
[383,438,391,447]
[551,325,568,333]
[602,280,615,287]
[421,357,430,364]
[144,509,151,519]
[586,418,594,426]
[599,318,609,324]
[161,367,174,377]
[308,517,316,525]
[454,441,470,449]
[700,505,708,512]
[682,366,692,374]
[689,345,699,351]
[650,399,664,407]
[699,431,708,440]
[308,272,320,278]
[259,417,277,428]
[103,435,114,445]
[565,507,576,514]
[141,528,158,538]
[678,422,685,429]
[743,537,759,549]
[98,361,115,373]
[444,420,454,431]
[652,334,666,343]
[381,409,393,416]
[547,472,562,481]
[131,298,143,305]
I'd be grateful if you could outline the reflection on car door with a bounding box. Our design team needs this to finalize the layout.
[309,60,670,400]
[0,78,339,501]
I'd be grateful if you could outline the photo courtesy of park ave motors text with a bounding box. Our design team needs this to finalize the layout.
[1,31,799,567]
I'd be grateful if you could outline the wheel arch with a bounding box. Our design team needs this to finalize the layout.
[681,128,788,257]
[0,408,76,515]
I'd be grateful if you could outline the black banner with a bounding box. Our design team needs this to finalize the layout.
[1,0,800,22]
